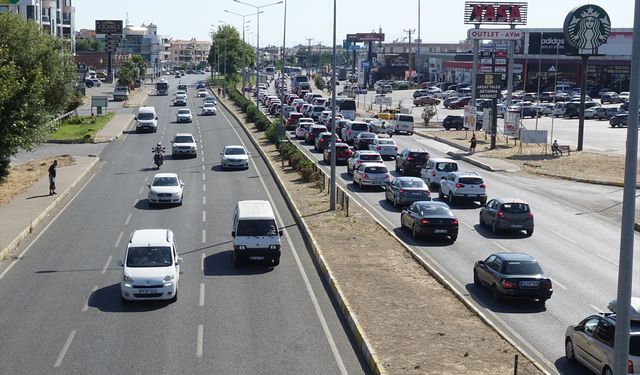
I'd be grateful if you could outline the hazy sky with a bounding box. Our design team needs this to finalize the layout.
[74,0,634,46]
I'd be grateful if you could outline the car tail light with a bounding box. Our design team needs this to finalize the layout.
[455,183,464,188]
[451,219,459,225]
[480,183,486,188]
[395,146,398,150]
[497,211,505,218]
[628,360,634,373]
[419,218,430,224]
[528,212,534,219]
[502,280,518,289]
[362,173,369,179]
[540,280,553,289]
[348,130,352,134]
[432,170,436,176]
[400,189,405,194]
[407,156,414,161]
[357,160,363,164]
[377,146,381,150]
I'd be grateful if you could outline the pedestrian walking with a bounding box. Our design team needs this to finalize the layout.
[48,160,57,195]
[469,134,477,154]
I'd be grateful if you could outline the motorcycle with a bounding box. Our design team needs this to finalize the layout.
[153,147,165,169]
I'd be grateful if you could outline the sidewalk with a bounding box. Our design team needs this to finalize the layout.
[92,113,134,143]
[0,156,99,260]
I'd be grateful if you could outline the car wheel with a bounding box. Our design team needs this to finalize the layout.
[525,229,534,237]
[448,193,454,205]
[480,198,487,206]
[473,270,481,287]
[393,196,399,208]
[171,289,178,302]
[479,213,485,226]
[395,162,399,172]
[444,126,450,130]
[411,224,418,238]
[565,338,576,362]
[438,188,444,200]
[492,221,499,234]
[233,254,243,267]
[602,366,613,375]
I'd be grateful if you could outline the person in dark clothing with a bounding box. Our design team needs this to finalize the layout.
[48,160,57,195]
[469,134,477,154]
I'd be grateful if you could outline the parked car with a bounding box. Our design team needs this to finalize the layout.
[539,91,555,102]
[610,113,629,127]
[592,107,620,120]
[413,96,441,106]
[147,173,185,206]
[448,96,472,109]
[323,142,352,164]
[479,198,534,236]
[353,132,378,150]
[376,84,393,94]
[441,115,482,130]
[369,138,398,159]
[439,171,487,205]
[395,149,430,176]
[600,92,622,104]
[619,91,630,101]
[565,298,640,375]
[347,150,383,174]
[352,162,391,189]
[400,201,459,241]
[385,177,431,208]
[420,158,459,190]
[473,253,553,304]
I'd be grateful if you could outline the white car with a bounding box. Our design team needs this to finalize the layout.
[176,108,192,123]
[147,173,184,206]
[352,162,391,189]
[202,102,217,115]
[203,95,217,106]
[619,91,630,101]
[346,150,383,174]
[369,138,398,159]
[439,171,487,205]
[171,133,197,157]
[295,122,313,139]
[220,145,250,169]
[174,94,187,106]
[119,229,183,302]
[197,89,207,97]
[420,158,459,189]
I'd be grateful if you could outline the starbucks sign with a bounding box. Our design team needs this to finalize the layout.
[563,5,611,51]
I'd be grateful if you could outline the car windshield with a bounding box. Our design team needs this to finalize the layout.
[152,176,179,186]
[360,154,381,161]
[174,136,194,144]
[225,147,246,155]
[126,246,172,267]
[502,261,543,275]
[138,113,154,120]
[364,166,388,174]
[501,203,530,213]
[236,219,278,236]
[178,110,190,115]
[400,180,425,188]
[419,205,454,217]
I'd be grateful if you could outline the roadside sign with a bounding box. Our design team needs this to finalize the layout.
[482,109,492,132]
[463,105,477,129]
[479,66,493,73]
[504,111,520,136]
[476,73,502,99]
[105,34,123,40]
[467,29,524,40]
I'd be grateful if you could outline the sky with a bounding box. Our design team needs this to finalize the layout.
[73,0,634,47]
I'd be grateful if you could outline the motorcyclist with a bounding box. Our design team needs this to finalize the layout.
[153,142,165,165]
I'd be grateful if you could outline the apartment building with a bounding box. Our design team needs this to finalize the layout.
[169,39,211,67]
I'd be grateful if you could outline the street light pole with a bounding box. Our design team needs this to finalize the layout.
[329,0,337,210]
[234,0,283,110]
[279,0,287,124]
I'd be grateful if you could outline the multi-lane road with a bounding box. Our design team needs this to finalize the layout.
[0,75,368,374]
[265,80,640,374]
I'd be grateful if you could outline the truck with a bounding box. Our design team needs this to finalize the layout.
[113,86,130,101]
[155,80,169,96]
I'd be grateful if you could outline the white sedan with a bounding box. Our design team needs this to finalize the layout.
[147,173,184,206]
[176,109,192,123]
[295,122,313,139]
[197,89,207,97]
[220,145,250,169]
[202,102,217,115]
[369,138,398,159]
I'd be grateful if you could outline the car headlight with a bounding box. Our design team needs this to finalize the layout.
[123,273,133,282]
[148,191,157,197]
[163,274,175,282]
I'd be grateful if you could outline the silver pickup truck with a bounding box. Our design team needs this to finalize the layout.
[113,86,130,101]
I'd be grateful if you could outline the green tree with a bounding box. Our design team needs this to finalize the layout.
[0,13,77,179]
[207,25,254,79]
[116,55,147,86]
[75,37,104,52]
[130,55,147,80]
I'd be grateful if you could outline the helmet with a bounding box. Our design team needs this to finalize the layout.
[157,142,161,147]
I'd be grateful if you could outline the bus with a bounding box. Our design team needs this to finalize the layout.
[265,66,276,76]
[338,98,356,120]
[155,80,169,96]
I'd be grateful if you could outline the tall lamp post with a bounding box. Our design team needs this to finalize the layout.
[225,9,261,94]
[279,0,287,124]
[329,0,337,210]
[234,0,283,109]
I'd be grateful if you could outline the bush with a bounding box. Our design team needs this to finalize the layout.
[246,105,257,122]
[265,120,281,145]
[314,75,326,90]
[255,112,271,131]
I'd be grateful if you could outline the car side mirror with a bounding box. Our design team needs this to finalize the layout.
[117,259,124,266]
[176,257,183,265]
[155,117,158,120]
[477,260,484,265]
[147,184,150,188]
[278,230,283,237]
[574,325,584,332]
[219,152,223,155]
[134,117,137,120]
[231,231,236,237]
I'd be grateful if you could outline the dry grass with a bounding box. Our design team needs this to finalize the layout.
[0,155,75,206]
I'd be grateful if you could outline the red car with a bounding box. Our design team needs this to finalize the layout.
[448,96,472,109]
[323,142,352,164]
[314,132,343,152]
[287,112,303,130]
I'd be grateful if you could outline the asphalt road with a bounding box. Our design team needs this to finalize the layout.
[0,75,367,375]
[264,82,640,375]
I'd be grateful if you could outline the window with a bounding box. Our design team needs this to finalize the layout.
[364,166,387,174]
[152,177,179,187]
[583,318,599,336]
[126,246,172,267]
[459,177,483,185]
[236,219,277,236]
[501,203,530,213]
[502,261,543,275]
[174,136,194,144]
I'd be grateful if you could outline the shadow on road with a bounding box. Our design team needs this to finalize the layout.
[464,283,548,314]
[203,250,272,276]
[88,283,174,313]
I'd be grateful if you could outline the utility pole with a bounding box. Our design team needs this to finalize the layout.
[306,38,313,73]
[417,0,421,84]
[403,29,415,82]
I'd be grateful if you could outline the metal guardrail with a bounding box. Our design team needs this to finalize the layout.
[47,110,78,129]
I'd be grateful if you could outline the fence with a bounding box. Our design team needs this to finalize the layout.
[47,110,78,129]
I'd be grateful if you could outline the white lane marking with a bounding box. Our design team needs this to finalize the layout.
[202,229,206,243]
[132,198,138,206]
[199,283,205,306]
[492,242,511,253]
[595,253,619,267]
[202,164,205,171]
[144,176,149,183]
[54,330,76,368]
[550,277,568,290]
[202,184,206,192]
[202,211,206,222]
[82,286,98,312]
[196,324,203,358]
[220,110,348,374]
[201,252,205,271]
[201,156,205,163]
[590,304,605,313]
[101,255,112,275]
[202,196,206,205]
[460,220,475,230]
[0,169,99,281]
[549,229,577,245]
[114,231,124,248]
[138,185,144,195]
[124,212,132,226]
[202,172,206,181]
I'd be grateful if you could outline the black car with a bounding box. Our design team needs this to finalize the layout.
[473,252,552,305]
[520,106,543,118]
[395,148,430,176]
[479,198,534,236]
[353,132,378,150]
[442,115,482,131]
[610,113,629,127]
[385,177,431,208]
[539,92,555,102]
[400,201,458,241]
[443,96,459,108]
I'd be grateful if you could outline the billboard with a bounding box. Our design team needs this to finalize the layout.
[527,32,577,55]
[463,106,477,130]
[355,33,385,42]
[464,2,528,25]
[95,20,123,35]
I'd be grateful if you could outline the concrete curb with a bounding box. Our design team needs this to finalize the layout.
[0,156,100,261]
[92,115,136,143]
[217,94,386,375]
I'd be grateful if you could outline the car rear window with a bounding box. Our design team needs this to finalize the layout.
[419,205,454,217]
[378,139,395,145]
[502,261,543,275]
[313,106,325,111]
[360,133,376,139]
[351,123,368,131]
[398,115,414,122]
[400,180,425,188]
[459,177,483,184]
[361,154,382,161]
[435,162,458,172]
[410,152,429,161]
[630,337,640,356]
[365,166,388,174]
[336,145,350,151]
[501,203,530,213]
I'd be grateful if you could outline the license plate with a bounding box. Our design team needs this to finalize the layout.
[410,191,422,196]
[511,224,523,228]
[138,289,157,294]
[249,256,265,260]
[434,229,448,234]
[520,281,539,288]
[467,194,477,198]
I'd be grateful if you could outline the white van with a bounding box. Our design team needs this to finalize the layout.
[393,114,415,135]
[555,84,572,94]
[135,106,158,133]
[552,102,568,117]
[232,200,283,267]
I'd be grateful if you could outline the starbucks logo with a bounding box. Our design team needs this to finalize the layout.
[564,5,611,50]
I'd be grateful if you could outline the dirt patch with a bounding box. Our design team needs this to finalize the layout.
[0,155,75,206]
[222,98,542,374]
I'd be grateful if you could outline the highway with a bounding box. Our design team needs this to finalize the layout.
[0,75,367,375]
[264,81,640,375]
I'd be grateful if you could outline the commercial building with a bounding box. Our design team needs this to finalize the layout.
[168,39,211,67]
[0,0,76,53]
